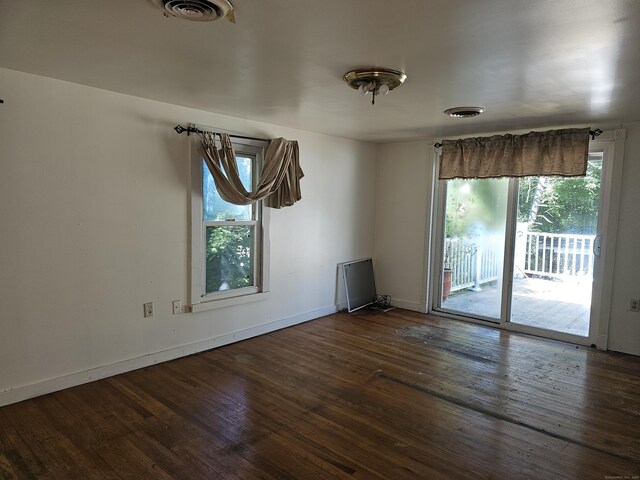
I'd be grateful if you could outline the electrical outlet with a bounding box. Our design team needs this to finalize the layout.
[630,299,640,313]
[144,302,153,318]
[172,300,182,315]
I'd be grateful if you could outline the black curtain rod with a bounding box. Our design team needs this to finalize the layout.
[174,125,269,143]
[432,128,603,148]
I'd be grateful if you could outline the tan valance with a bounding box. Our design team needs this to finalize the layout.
[200,132,304,209]
[439,127,591,180]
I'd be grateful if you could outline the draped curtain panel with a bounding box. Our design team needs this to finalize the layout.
[439,127,591,180]
[200,132,304,209]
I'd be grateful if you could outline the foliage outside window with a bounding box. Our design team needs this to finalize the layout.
[441,156,602,286]
[517,155,602,235]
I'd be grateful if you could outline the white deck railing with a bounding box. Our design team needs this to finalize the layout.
[522,232,596,278]
[445,238,500,292]
[446,232,595,292]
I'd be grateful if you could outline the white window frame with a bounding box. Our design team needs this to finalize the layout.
[189,127,271,312]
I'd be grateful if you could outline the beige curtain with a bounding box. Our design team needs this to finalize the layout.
[439,127,590,180]
[200,132,304,209]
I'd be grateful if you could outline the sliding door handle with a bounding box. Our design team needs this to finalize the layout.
[593,234,602,257]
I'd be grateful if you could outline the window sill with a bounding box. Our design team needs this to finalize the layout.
[190,291,270,313]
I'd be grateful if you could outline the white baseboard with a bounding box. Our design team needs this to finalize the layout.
[595,333,608,351]
[391,298,427,313]
[0,305,337,407]
[337,299,426,313]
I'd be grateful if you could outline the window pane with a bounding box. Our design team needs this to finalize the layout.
[441,178,509,320]
[202,156,253,221]
[510,154,602,336]
[205,225,255,293]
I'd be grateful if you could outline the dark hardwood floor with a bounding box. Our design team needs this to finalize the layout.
[1,309,639,479]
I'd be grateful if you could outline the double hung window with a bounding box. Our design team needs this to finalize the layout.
[191,134,269,309]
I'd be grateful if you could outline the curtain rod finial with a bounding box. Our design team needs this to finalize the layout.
[174,125,187,135]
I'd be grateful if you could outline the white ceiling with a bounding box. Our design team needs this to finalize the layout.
[1,0,639,142]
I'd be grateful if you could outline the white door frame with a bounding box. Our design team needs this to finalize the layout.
[429,129,625,350]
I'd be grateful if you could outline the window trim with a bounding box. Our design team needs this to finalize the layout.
[189,126,271,311]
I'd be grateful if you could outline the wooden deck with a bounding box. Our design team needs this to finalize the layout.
[442,277,591,336]
[1,310,638,479]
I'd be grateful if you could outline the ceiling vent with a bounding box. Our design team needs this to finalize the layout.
[444,106,485,118]
[152,0,236,23]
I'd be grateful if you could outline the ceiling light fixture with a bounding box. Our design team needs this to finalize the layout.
[444,106,485,118]
[344,68,407,105]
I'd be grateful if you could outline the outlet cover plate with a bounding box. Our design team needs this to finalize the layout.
[172,300,181,315]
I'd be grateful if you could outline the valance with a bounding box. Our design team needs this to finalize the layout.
[200,133,304,209]
[439,127,590,180]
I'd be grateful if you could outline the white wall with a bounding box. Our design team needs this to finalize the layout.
[375,128,640,356]
[0,67,377,404]
[373,141,435,312]
[607,124,640,355]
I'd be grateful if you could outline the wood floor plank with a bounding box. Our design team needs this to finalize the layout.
[1,309,638,479]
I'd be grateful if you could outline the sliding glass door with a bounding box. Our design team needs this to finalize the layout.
[433,148,608,343]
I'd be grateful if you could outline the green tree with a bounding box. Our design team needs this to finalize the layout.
[445,178,509,240]
[206,226,253,293]
[517,159,601,234]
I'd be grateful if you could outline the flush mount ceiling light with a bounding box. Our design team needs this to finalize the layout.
[151,0,236,23]
[344,68,407,105]
[444,106,485,118]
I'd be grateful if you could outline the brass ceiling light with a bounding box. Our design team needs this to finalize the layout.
[344,68,407,105]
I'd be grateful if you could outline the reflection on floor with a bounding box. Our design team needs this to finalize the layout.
[442,277,591,336]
